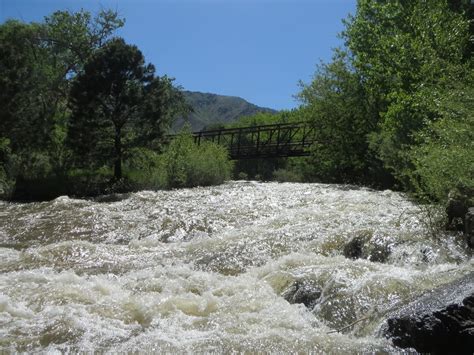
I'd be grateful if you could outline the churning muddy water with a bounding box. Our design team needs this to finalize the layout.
[0,181,472,352]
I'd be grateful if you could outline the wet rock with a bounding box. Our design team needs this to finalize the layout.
[384,273,474,354]
[343,233,391,263]
[343,236,364,260]
[446,187,473,231]
[465,207,474,248]
[368,243,391,263]
[282,280,322,309]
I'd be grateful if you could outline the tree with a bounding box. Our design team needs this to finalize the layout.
[43,9,125,97]
[342,0,471,187]
[409,76,474,202]
[68,38,187,180]
[298,51,390,186]
[0,10,125,198]
[0,20,50,152]
[137,75,189,147]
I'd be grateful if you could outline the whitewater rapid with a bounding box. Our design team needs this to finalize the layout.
[0,181,472,352]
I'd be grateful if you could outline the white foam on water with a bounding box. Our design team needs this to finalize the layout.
[0,181,471,352]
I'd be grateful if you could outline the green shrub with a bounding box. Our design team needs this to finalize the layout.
[124,147,167,190]
[161,131,233,188]
[186,142,233,186]
[162,132,195,188]
[273,168,303,183]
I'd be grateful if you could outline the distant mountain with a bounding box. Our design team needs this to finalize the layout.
[172,91,277,132]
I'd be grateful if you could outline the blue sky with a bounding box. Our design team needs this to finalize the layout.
[1,0,356,110]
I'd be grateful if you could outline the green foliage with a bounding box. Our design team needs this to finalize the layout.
[139,76,190,148]
[298,51,390,186]
[409,82,474,202]
[44,9,125,74]
[123,148,167,190]
[68,38,151,179]
[0,9,126,199]
[0,20,51,152]
[293,0,472,198]
[237,172,249,180]
[342,0,471,187]
[0,10,125,152]
[190,142,233,186]
[228,110,300,129]
[161,131,233,188]
[0,138,15,199]
[343,0,469,96]
[162,132,194,188]
[68,38,188,180]
[0,9,227,200]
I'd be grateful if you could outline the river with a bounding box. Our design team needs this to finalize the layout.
[0,181,472,352]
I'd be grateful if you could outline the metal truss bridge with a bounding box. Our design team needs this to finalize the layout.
[180,122,315,160]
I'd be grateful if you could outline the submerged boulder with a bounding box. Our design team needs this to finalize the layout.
[343,232,391,263]
[282,280,322,310]
[384,273,474,354]
[343,236,364,260]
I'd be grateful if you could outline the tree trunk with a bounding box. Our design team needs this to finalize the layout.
[114,126,122,180]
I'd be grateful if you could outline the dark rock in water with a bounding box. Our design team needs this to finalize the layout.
[384,273,474,354]
[343,233,391,263]
[282,280,322,309]
[446,187,473,231]
[368,243,391,263]
[343,236,364,260]
[465,208,474,248]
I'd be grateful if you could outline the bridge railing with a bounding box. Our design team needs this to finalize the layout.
[166,121,315,159]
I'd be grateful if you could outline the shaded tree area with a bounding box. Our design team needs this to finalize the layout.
[341,0,472,194]
[0,10,197,200]
[232,0,472,204]
[297,51,392,187]
[68,38,188,181]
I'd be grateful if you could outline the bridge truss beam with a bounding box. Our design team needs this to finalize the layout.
[168,122,315,160]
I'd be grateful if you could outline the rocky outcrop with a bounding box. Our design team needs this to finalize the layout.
[282,280,322,310]
[384,273,474,354]
[465,207,474,248]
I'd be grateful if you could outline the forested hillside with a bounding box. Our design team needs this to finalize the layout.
[173,91,276,131]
